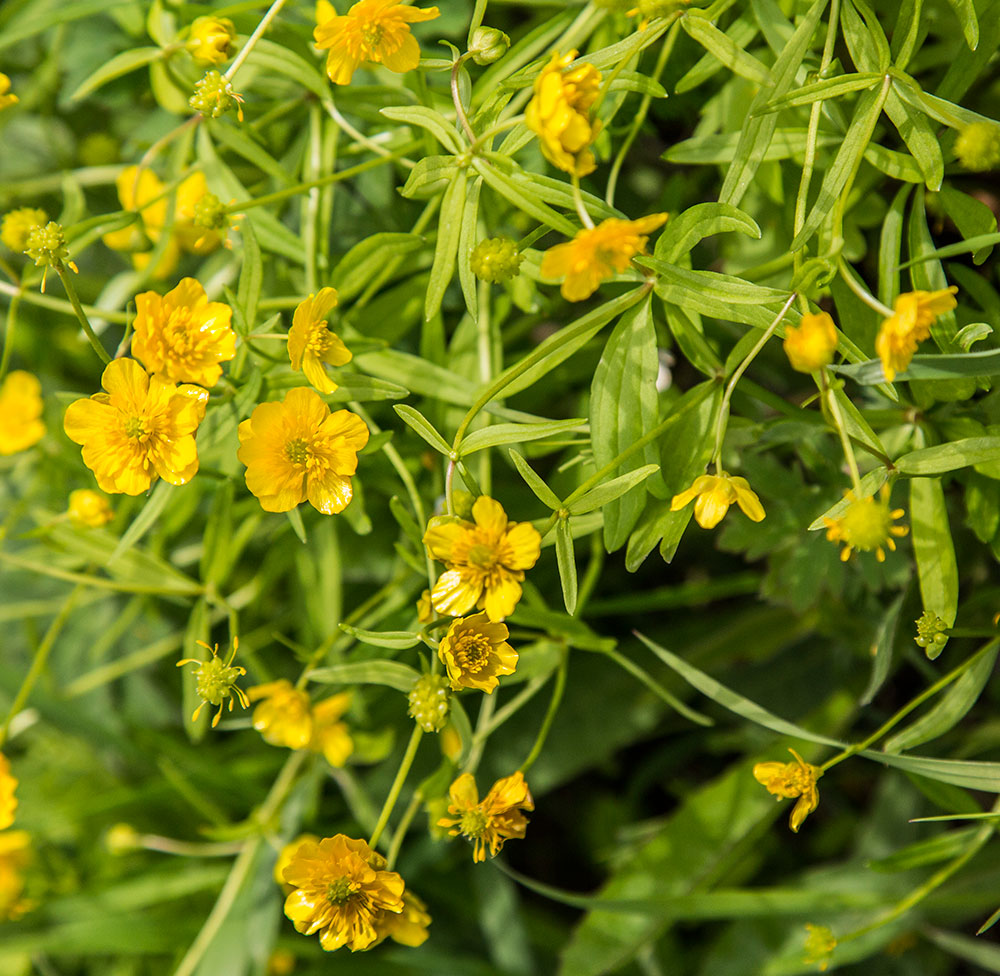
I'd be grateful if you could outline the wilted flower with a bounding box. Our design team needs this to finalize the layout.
[824,484,907,562]
[0,370,45,455]
[753,748,822,832]
[288,288,352,394]
[670,473,765,529]
[438,771,533,862]
[875,287,958,382]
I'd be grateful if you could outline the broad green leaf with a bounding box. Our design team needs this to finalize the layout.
[334,233,424,302]
[681,15,771,86]
[459,418,585,456]
[380,105,464,154]
[654,202,760,263]
[338,625,422,650]
[567,465,660,517]
[71,46,163,100]
[910,476,958,657]
[399,155,457,200]
[393,405,453,455]
[754,72,882,115]
[508,449,562,510]
[307,660,421,692]
[425,168,466,321]
[555,518,577,615]
[896,438,1000,475]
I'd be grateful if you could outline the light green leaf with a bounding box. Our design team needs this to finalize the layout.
[457,176,481,317]
[681,15,771,86]
[910,476,958,658]
[868,827,981,872]
[236,218,262,335]
[896,438,1000,475]
[285,507,307,544]
[473,158,578,236]
[307,660,421,692]
[399,155,457,200]
[944,0,980,50]
[425,168,466,321]
[106,481,173,568]
[862,751,1000,792]
[555,518,577,615]
[334,233,424,302]
[755,71,882,115]
[459,418,585,456]
[379,105,464,154]
[509,449,562,510]
[568,465,660,517]
[393,405,453,455]
[654,202,760,263]
[861,592,905,706]
[71,46,163,101]
[338,625,423,650]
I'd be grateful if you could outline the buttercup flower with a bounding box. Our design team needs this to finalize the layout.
[423,496,542,621]
[187,16,237,66]
[237,387,369,514]
[803,924,837,971]
[525,51,602,176]
[177,638,249,727]
[0,831,31,921]
[288,288,352,394]
[371,890,431,947]
[753,748,822,832]
[310,692,354,767]
[438,613,517,694]
[248,680,314,750]
[67,489,113,528]
[875,287,958,382]
[0,73,17,111]
[783,311,838,373]
[131,278,236,387]
[63,359,208,495]
[438,771,533,862]
[314,0,440,86]
[823,484,907,562]
[541,214,668,302]
[1,208,47,253]
[281,834,405,951]
[670,473,765,530]
[0,754,17,830]
[0,370,46,455]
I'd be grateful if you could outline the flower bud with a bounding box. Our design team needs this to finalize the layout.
[783,311,838,373]
[407,674,451,732]
[915,610,949,651]
[468,26,510,66]
[193,192,228,232]
[470,237,523,283]
[187,16,237,66]
[106,823,142,854]
[1,208,47,253]
[955,121,1000,172]
[190,70,244,120]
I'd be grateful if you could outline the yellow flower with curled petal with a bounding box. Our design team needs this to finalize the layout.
[314,0,440,86]
[753,748,822,833]
[783,311,838,373]
[438,771,533,862]
[288,288,352,394]
[187,16,237,66]
[67,489,114,528]
[0,753,18,830]
[274,834,320,891]
[875,287,958,382]
[237,387,369,514]
[0,370,46,455]
[823,484,907,562]
[1,208,47,253]
[281,834,405,951]
[371,890,431,947]
[424,496,541,622]
[670,472,765,529]
[438,613,517,694]
[131,278,236,388]
[63,359,208,495]
[541,213,668,302]
[526,51,602,177]
[0,73,17,111]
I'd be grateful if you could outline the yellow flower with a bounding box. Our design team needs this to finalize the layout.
[314,0,440,86]
[63,358,208,495]
[541,213,668,302]
[310,692,354,767]
[0,754,18,830]
[187,16,237,66]
[0,370,45,455]
[237,387,369,514]
[525,51,602,176]
[249,680,314,750]
[803,923,837,971]
[0,73,17,111]
[288,288,352,394]
[423,496,542,621]
[1,207,47,252]
[823,484,908,562]
[274,834,320,890]
[131,277,236,387]
[281,834,405,951]
[416,588,435,624]
[0,830,31,921]
[438,613,517,694]
[67,488,114,527]
[670,473,765,530]
[438,771,533,862]
[753,748,822,833]
[177,638,249,728]
[371,890,431,947]
[783,311,838,373]
[875,287,958,382]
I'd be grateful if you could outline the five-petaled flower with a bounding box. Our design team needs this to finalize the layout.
[670,472,765,530]
[281,834,405,951]
[423,496,541,621]
[0,754,18,830]
[823,484,907,562]
[541,214,668,302]
[875,287,958,382]
[438,771,533,862]
[63,358,208,495]
[288,288,352,394]
[783,311,838,373]
[753,748,822,833]
[314,0,440,86]
[131,278,236,388]
[438,612,518,693]
[0,370,46,455]
[237,387,369,514]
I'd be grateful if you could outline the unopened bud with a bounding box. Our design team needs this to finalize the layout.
[470,237,523,283]
[469,26,510,66]
[190,70,244,120]
[408,674,451,732]
[187,16,237,66]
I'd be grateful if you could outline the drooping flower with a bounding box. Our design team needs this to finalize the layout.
[288,288,352,394]
[237,387,369,514]
[803,924,837,971]
[525,51,602,176]
[823,484,908,562]
[670,472,765,530]
[875,287,958,382]
[0,754,18,830]
[281,834,405,951]
[753,748,822,833]
[0,73,17,111]
[131,277,236,387]
[314,0,441,86]
[423,496,541,621]
[63,358,208,495]
[177,637,249,727]
[783,311,838,373]
[187,16,237,66]
[67,488,114,528]
[248,680,314,750]
[438,613,517,694]
[438,771,533,862]
[0,830,31,921]
[541,213,668,302]
[0,370,45,455]
[1,208,47,253]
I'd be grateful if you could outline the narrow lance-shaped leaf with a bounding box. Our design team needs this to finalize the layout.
[909,476,958,659]
[555,518,578,615]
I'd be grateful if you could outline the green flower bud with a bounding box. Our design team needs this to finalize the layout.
[451,490,475,520]
[469,26,510,66]
[470,237,523,283]
[24,221,70,267]
[955,122,1000,172]
[407,673,451,732]
[190,70,244,120]
[193,192,228,231]
[914,611,949,649]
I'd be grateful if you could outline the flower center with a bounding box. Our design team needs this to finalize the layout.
[124,414,149,439]
[459,808,489,838]
[164,308,200,356]
[360,22,384,52]
[841,498,892,551]
[285,438,310,466]
[466,543,497,569]
[305,321,332,356]
[326,877,357,905]
[454,633,491,673]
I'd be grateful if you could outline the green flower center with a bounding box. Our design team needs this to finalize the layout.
[326,877,356,905]
[285,438,310,465]
[124,415,148,439]
[840,497,892,551]
[467,543,496,569]
[460,808,489,838]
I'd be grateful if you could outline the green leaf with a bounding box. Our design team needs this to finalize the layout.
[860,592,905,706]
[927,930,1000,972]
[307,660,421,692]
[425,168,466,321]
[473,158,578,236]
[459,418,585,456]
[675,14,758,93]
[338,624,422,650]
[944,0,980,50]
[106,481,173,568]
[508,449,562,510]
[910,476,958,657]
[754,71,882,115]
[868,827,981,872]
[71,46,163,100]
[680,15,771,86]
[399,155,457,200]
[861,751,1000,792]
[555,518,577,615]
[334,233,424,302]
[654,202,760,263]
[663,303,722,377]
[884,85,943,191]
[246,39,329,99]
[285,507,307,544]
[937,185,997,265]
[209,119,293,186]
[896,438,1000,475]
[567,466,660,517]
[379,105,464,154]
[665,128,839,165]
[807,468,889,530]
[833,348,1000,384]
[393,405,453,455]
[236,218,262,335]
[457,176,481,318]
[879,184,912,306]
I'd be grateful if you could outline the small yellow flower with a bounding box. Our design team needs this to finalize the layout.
[249,680,314,750]
[875,287,958,382]
[438,771,533,862]
[0,370,45,455]
[525,51,602,177]
[187,16,237,66]
[1,208,47,253]
[0,72,17,111]
[237,387,369,514]
[416,588,435,624]
[177,638,249,727]
[438,613,517,694]
[132,277,236,388]
[67,488,114,528]
[783,311,838,373]
[370,890,431,947]
[803,923,837,971]
[288,288,352,394]
[314,0,440,86]
[281,834,405,952]
[753,748,822,833]
[274,834,320,890]
[63,358,208,495]
[541,213,668,302]
[423,496,542,621]
[823,484,908,562]
[670,473,765,530]
[310,692,354,767]
[0,754,18,830]
[0,830,31,921]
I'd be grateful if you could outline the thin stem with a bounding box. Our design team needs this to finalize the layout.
[570,174,595,229]
[385,793,421,871]
[0,277,129,324]
[0,289,20,381]
[601,646,712,727]
[55,265,112,365]
[224,0,288,82]
[325,96,414,166]
[838,259,893,316]
[476,278,493,495]
[464,693,496,775]
[451,58,476,144]
[369,725,423,849]
[519,654,567,774]
[820,370,863,493]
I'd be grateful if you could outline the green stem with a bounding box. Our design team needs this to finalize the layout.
[451,56,476,144]
[519,654,567,774]
[369,725,424,849]
[820,370,863,493]
[838,259,894,316]
[600,646,712,727]
[224,0,288,82]
[464,692,496,775]
[570,173,595,228]
[55,265,112,365]
[385,793,421,871]
[0,288,20,381]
